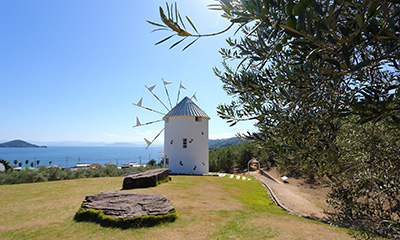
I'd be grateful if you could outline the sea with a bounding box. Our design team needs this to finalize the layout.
[0,146,164,168]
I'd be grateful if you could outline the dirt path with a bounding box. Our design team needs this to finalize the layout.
[249,169,331,222]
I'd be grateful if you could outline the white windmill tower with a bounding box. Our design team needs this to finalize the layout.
[163,96,210,175]
[133,80,210,175]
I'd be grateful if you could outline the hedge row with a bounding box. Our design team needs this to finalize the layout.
[0,165,159,185]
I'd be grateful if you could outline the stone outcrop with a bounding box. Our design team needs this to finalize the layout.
[79,191,175,218]
[122,168,169,189]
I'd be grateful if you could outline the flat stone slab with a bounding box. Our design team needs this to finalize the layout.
[123,168,169,189]
[80,191,175,219]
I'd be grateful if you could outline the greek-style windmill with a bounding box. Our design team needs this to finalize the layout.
[133,80,210,175]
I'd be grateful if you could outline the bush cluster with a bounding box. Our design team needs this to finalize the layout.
[209,143,274,173]
[0,165,159,185]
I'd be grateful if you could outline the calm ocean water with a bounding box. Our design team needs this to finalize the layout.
[0,147,164,168]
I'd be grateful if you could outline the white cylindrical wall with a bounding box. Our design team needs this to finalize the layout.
[164,116,209,175]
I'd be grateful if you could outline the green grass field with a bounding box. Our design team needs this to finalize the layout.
[0,175,354,239]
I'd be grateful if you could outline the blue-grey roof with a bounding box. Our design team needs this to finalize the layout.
[163,97,210,119]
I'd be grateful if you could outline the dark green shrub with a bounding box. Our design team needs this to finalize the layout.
[209,146,235,172]
[101,165,120,177]
[157,176,172,185]
[47,168,67,181]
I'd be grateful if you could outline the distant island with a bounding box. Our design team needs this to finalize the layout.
[0,140,47,148]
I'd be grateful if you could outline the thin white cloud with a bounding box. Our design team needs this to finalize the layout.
[131,129,164,143]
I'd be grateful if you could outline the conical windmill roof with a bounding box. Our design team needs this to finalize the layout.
[163,97,210,120]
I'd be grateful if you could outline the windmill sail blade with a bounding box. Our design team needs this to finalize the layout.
[163,80,171,85]
[146,85,155,92]
[132,102,165,115]
[191,93,198,102]
[144,138,152,147]
[162,78,173,109]
[133,119,163,128]
[145,84,170,111]
[137,98,143,107]
[145,128,165,149]
[176,81,186,104]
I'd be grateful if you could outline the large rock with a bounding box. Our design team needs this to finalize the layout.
[122,168,169,189]
[80,191,175,218]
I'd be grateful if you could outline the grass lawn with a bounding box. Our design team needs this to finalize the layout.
[0,175,354,239]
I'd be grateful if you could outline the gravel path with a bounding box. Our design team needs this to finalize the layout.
[250,170,329,222]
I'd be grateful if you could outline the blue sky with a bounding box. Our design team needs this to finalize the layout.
[0,0,255,145]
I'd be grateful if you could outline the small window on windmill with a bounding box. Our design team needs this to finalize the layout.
[195,117,201,122]
[183,138,187,148]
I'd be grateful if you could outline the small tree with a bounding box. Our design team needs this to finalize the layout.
[25,159,29,167]
[30,162,34,168]
[18,162,22,167]
[147,159,156,166]
[14,160,18,166]
[49,161,52,166]
[158,159,164,167]
[237,144,256,170]
[217,147,235,172]
[36,160,40,167]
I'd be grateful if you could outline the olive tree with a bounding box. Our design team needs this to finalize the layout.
[148,0,400,237]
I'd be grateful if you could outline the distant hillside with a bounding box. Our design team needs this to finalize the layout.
[0,140,47,148]
[209,137,243,149]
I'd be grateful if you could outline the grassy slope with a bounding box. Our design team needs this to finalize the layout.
[0,175,353,240]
